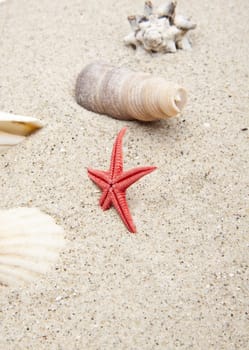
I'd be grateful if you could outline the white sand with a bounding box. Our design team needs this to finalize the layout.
[0,0,249,349]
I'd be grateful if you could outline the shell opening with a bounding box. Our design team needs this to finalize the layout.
[158,86,187,119]
[173,88,187,113]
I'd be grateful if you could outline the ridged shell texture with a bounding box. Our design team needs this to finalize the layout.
[76,62,187,122]
[0,207,65,287]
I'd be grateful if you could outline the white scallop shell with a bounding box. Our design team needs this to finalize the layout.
[76,62,187,122]
[0,207,65,286]
[0,112,43,152]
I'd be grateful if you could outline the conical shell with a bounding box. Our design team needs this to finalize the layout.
[0,112,43,152]
[0,207,65,287]
[75,62,187,122]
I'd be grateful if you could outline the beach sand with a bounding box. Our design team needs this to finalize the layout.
[0,0,248,349]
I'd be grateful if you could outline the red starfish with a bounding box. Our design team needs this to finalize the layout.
[88,127,157,233]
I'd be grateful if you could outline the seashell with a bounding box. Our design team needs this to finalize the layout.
[0,132,26,152]
[174,14,197,31]
[144,1,153,17]
[155,1,177,20]
[0,207,65,286]
[0,112,43,152]
[124,1,196,54]
[75,62,187,122]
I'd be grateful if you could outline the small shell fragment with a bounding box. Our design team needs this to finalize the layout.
[76,61,187,122]
[0,112,43,152]
[0,207,65,287]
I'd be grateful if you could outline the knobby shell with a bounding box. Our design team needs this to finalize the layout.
[124,1,196,54]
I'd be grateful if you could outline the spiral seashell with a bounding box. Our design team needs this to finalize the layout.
[0,207,65,287]
[0,112,43,152]
[75,62,187,122]
[124,1,196,54]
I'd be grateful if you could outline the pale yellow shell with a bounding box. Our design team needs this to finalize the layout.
[0,112,43,152]
[0,208,65,286]
[75,62,187,122]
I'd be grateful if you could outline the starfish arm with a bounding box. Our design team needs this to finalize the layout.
[111,188,136,233]
[87,168,109,190]
[99,188,112,210]
[109,127,127,178]
[116,166,157,190]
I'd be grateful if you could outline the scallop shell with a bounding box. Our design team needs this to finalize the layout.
[75,62,187,122]
[0,207,65,286]
[0,112,43,152]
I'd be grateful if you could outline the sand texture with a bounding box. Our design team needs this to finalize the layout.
[0,0,249,349]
